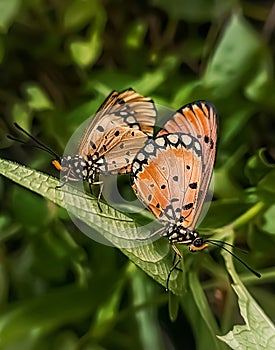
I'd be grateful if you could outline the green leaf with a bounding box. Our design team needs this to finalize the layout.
[63,0,105,32]
[0,158,183,295]
[244,48,275,109]
[25,84,53,111]
[214,167,243,199]
[219,103,256,149]
[133,56,179,95]
[11,186,49,227]
[218,243,275,349]
[245,148,275,186]
[203,14,264,98]
[262,205,275,234]
[168,293,180,322]
[257,169,275,204]
[125,21,147,49]
[181,270,225,350]
[187,270,223,350]
[130,267,165,350]
[66,0,106,68]
[0,0,21,33]
[86,55,179,98]
[69,30,103,68]
[12,101,32,132]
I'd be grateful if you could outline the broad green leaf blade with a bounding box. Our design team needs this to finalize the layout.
[0,0,20,33]
[168,293,180,322]
[217,243,275,349]
[0,158,183,295]
[130,267,166,350]
[203,14,264,98]
[187,270,223,350]
[181,289,226,350]
[189,270,220,335]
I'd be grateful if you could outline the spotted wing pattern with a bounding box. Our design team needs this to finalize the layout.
[157,101,217,230]
[132,101,217,234]
[77,88,157,166]
[86,126,153,174]
[52,88,157,183]
[132,133,203,229]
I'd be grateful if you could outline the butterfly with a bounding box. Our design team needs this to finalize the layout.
[131,101,218,282]
[52,88,157,190]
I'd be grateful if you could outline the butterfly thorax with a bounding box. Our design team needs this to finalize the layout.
[164,218,208,252]
[52,155,100,184]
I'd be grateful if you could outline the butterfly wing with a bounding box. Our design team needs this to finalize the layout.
[132,133,203,229]
[88,126,151,174]
[157,101,217,229]
[77,88,156,157]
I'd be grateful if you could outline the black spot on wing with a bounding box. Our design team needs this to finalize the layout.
[97,125,104,132]
[204,135,209,143]
[183,203,193,210]
[90,141,97,149]
[189,182,197,189]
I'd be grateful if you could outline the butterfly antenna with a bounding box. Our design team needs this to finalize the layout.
[207,239,248,254]
[8,123,60,159]
[207,240,261,278]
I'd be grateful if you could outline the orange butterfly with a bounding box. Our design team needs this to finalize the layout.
[52,88,157,189]
[132,101,217,280]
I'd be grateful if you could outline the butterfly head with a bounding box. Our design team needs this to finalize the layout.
[52,155,95,183]
[189,236,208,252]
[166,219,208,252]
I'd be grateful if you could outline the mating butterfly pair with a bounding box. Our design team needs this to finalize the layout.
[11,89,261,282]
[11,88,217,276]
[52,89,217,257]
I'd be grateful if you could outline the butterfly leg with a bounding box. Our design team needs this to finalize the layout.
[172,251,183,272]
[136,226,165,243]
[166,244,183,292]
[90,181,104,213]
[166,257,182,292]
[55,181,67,190]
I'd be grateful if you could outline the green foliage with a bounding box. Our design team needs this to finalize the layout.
[218,245,275,349]
[1,1,275,349]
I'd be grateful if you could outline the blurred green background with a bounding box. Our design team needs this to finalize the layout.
[0,0,275,349]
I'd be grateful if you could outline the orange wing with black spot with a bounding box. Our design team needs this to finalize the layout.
[132,133,203,229]
[158,101,217,229]
[86,126,151,174]
[132,101,217,231]
[77,89,156,174]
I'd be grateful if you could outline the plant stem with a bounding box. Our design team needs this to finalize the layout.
[231,201,266,229]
